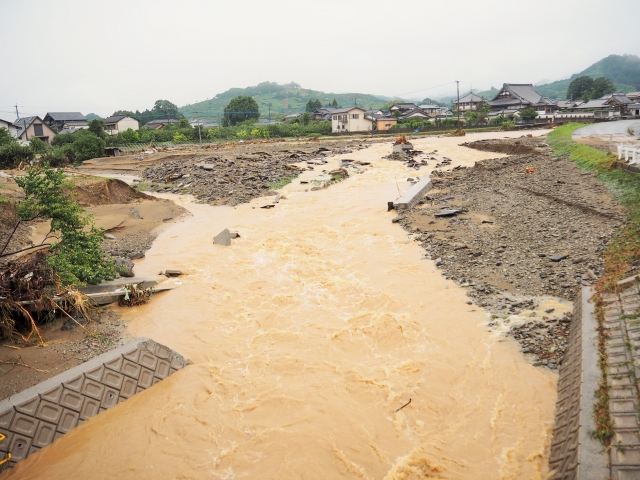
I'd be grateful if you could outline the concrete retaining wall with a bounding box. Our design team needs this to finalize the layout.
[548,287,608,479]
[393,176,433,212]
[0,338,189,470]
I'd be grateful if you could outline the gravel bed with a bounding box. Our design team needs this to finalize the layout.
[398,140,624,367]
[140,141,371,206]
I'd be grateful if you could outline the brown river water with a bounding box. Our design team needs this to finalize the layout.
[7,131,557,479]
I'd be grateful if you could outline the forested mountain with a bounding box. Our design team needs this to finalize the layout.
[474,54,640,100]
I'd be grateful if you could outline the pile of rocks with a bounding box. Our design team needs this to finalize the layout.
[399,150,623,362]
[503,312,572,369]
[461,135,550,155]
[140,143,369,206]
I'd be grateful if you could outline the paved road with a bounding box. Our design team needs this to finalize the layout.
[573,119,640,136]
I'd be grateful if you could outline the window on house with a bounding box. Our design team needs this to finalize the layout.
[333,116,337,120]
[33,124,43,136]
[351,114,359,119]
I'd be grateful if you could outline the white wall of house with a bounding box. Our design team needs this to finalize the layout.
[106,117,140,135]
[331,108,371,133]
[0,120,18,138]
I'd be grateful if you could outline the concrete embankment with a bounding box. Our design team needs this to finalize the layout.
[0,338,189,471]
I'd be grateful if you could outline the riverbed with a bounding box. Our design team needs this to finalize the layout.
[7,131,557,479]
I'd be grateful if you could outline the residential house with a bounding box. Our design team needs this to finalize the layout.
[14,116,57,145]
[418,104,444,115]
[364,111,397,131]
[311,108,339,121]
[628,104,640,116]
[283,113,302,123]
[627,92,640,102]
[43,112,88,132]
[574,98,611,119]
[556,100,583,111]
[604,94,633,116]
[398,107,432,120]
[388,103,418,115]
[453,92,484,111]
[104,115,140,135]
[143,119,178,130]
[489,84,558,114]
[331,107,372,133]
[0,118,18,138]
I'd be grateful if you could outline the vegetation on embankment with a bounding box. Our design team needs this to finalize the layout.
[547,123,640,446]
[548,124,640,293]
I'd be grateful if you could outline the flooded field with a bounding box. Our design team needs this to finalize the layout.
[6,132,558,479]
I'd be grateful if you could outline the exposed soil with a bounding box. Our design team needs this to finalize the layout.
[24,176,188,264]
[0,308,130,401]
[398,136,624,367]
[70,177,153,207]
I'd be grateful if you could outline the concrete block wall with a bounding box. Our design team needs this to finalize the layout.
[0,338,189,471]
[548,287,608,479]
[393,175,433,212]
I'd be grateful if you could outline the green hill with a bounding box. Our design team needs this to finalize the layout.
[534,54,639,100]
[469,55,640,102]
[179,81,390,120]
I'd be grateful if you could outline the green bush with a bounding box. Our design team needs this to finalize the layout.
[29,136,48,154]
[0,142,34,168]
[40,146,70,167]
[15,166,116,285]
[0,127,15,146]
[73,135,106,161]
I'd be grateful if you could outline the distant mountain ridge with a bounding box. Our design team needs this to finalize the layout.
[179,82,391,120]
[178,55,640,118]
[474,54,640,100]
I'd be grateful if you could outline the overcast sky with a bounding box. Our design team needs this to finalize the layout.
[1,0,638,118]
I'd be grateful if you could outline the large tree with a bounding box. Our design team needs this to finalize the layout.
[222,96,260,126]
[306,99,322,112]
[567,76,594,101]
[592,77,616,98]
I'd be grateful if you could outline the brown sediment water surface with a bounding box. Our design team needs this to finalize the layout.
[7,131,558,479]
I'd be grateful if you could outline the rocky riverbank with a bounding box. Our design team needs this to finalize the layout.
[397,136,623,367]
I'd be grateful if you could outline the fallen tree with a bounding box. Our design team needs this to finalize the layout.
[0,165,117,343]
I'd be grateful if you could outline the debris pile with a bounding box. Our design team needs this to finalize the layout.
[461,135,549,155]
[141,144,368,206]
[0,253,93,343]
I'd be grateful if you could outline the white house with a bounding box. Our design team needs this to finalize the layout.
[103,115,140,135]
[331,107,372,133]
[0,118,18,138]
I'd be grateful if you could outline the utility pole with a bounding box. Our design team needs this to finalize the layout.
[14,104,19,119]
[268,103,272,123]
[197,116,202,145]
[456,80,460,130]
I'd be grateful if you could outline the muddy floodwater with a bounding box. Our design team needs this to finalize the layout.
[8,131,558,479]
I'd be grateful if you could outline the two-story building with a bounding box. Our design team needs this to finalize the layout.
[14,116,57,144]
[453,92,484,111]
[489,84,558,114]
[43,112,88,132]
[0,118,19,138]
[103,115,140,135]
[331,107,372,133]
